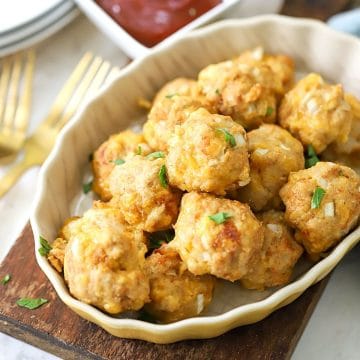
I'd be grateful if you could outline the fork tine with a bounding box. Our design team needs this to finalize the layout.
[85,60,111,98]
[52,56,104,131]
[105,67,120,85]
[0,57,12,123]
[2,54,22,131]
[13,50,35,133]
[42,52,94,128]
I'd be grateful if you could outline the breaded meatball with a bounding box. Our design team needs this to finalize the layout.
[279,162,360,255]
[323,94,360,164]
[166,108,250,195]
[236,46,295,97]
[48,216,79,273]
[144,245,215,323]
[143,95,211,151]
[231,124,304,211]
[152,77,200,105]
[63,205,149,314]
[241,210,303,290]
[198,59,277,129]
[108,155,181,232]
[279,73,352,153]
[172,192,264,281]
[92,130,152,200]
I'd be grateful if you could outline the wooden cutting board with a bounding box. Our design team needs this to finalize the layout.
[0,223,328,360]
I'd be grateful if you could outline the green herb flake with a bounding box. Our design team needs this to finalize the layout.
[215,88,220,95]
[114,158,125,165]
[311,187,326,209]
[265,107,274,116]
[148,229,175,250]
[135,145,142,155]
[16,298,48,310]
[158,165,168,188]
[208,212,232,224]
[305,144,320,169]
[216,128,236,148]
[82,180,93,194]
[165,93,179,99]
[1,274,11,285]
[88,153,94,162]
[38,236,52,257]
[147,151,165,159]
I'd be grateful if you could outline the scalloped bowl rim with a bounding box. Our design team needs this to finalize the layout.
[31,15,360,342]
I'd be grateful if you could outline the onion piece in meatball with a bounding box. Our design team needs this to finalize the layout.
[166,108,250,195]
[108,155,181,232]
[231,124,304,211]
[279,162,360,256]
[144,244,215,323]
[172,192,264,282]
[92,130,152,200]
[63,204,150,314]
[241,210,303,290]
[279,73,352,153]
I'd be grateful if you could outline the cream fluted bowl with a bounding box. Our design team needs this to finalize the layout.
[31,15,360,343]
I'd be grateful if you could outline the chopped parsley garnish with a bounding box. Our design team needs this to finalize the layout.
[16,298,48,310]
[38,236,52,257]
[147,151,165,159]
[88,153,93,162]
[82,180,93,194]
[148,229,175,250]
[311,187,326,209]
[305,144,320,168]
[215,88,220,95]
[158,165,168,188]
[216,128,236,148]
[1,274,11,285]
[135,145,142,155]
[208,212,232,224]
[165,93,179,99]
[114,158,125,165]
[266,107,274,116]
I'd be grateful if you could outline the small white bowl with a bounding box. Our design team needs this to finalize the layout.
[31,15,360,343]
[73,0,284,58]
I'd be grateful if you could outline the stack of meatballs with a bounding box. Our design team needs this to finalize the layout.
[48,47,360,323]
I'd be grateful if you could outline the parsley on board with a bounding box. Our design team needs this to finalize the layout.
[38,236,52,257]
[311,187,326,209]
[208,212,232,224]
[1,274,11,285]
[16,298,48,310]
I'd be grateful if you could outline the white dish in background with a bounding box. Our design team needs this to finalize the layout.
[74,0,283,59]
[31,15,360,343]
[0,0,79,57]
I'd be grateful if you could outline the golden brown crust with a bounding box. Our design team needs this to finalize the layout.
[172,192,264,281]
[280,162,360,255]
[144,245,215,323]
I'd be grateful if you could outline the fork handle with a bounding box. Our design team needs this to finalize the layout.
[0,157,38,197]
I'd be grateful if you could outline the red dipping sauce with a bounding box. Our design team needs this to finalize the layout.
[96,0,222,47]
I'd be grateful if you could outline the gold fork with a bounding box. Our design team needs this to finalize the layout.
[0,52,120,197]
[0,51,35,158]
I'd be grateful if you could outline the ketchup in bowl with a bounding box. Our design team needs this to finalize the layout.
[95,0,222,47]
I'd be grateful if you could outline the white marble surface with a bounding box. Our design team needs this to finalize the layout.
[0,4,360,360]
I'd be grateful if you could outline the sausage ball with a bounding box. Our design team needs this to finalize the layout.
[241,210,303,290]
[232,124,304,211]
[92,130,152,200]
[322,94,360,169]
[108,155,181,232]
[152,77,200,105]
[144,245,215,323]
[279,73,353,153]
[166,108,250,195]
[198,58,277,129]
[279,162,360,256]
[236,46,295,98]
[171,192,264,281]
[63,205,150,314]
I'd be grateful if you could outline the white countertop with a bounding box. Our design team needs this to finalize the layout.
[0,7,360,360]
